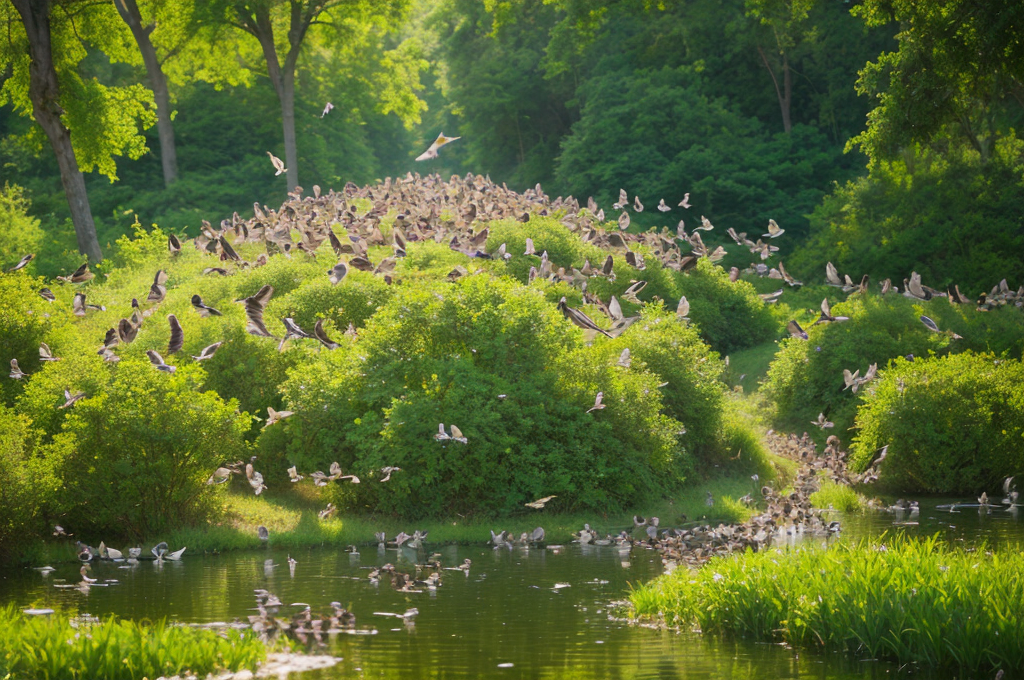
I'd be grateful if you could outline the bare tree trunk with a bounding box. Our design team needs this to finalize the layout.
[113,0,178,186]
[279,72,299,190]
[757,45,792,134]
[12,0,102,261]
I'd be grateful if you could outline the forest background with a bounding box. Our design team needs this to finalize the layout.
[2,0,1022,291]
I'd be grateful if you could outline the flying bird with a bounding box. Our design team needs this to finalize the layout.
[587,392,605,413]
[7,253,34,272]
[312,319,339,350]
[786,320,808,340]
[328,262,348,285]
[920,315,963,339]
[616,348,631,368]
[146,350,176,373]
[525,495,556,509]
[191,295,222,317]
[9,359,25,379]
[763,219,785,239]
[378,466,401,482]
[678,193,691,209]
[167,315,184,354]
[59,389,85,409]
[39,287,56,302]
[657,199,670,212]
[58,262,94,284]
[238,285,275,337]
[321,102,334,118]
[278,317,312,352]
[267,152,286,176]
[416,132,461,161]
[39,343,60,362]
[147,270,169,303]
[557,297,612,338]
[811,412,834,429]
[264,407,294,428]
[168,234,181,255]
[191,342,222,361]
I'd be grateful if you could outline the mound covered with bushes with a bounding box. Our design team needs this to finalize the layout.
[851,353,1024,494]
[0,173,775,544]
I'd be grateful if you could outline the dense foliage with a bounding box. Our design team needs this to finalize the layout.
[762,293,1024,444]
[851,353,1024,494]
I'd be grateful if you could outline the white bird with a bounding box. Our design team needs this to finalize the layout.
[321,102,334,118]
[587,392,605,413]
[678,193,691,209]
[415,132,460,161]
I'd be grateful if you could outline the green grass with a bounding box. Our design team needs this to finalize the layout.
[629,536,1024,675]
[809,479,865,512]
[723,340,780,391]
[0,605,267,680]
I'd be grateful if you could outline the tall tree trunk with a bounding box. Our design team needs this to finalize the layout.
[11,0,102,261]
[279,72,299,191]
[113,0,178,186]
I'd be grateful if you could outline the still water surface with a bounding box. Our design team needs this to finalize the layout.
[1,498,1020,680]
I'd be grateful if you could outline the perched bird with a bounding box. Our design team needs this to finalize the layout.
[146,350,176,373]
[191,295,222,317]
[191,342,222,361]
[416,132,461,161]
[525,495,557,509]
[587,392,605,413]
[9,359,25,380]
[258,526,269,542]
[287,466,304,482]
[267,151,286,176]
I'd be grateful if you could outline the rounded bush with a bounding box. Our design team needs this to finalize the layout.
[275,274,694,517]
[0,405,54,555]
[851,353,1024,494]
[51,360,251,538]
[763,294,953,444]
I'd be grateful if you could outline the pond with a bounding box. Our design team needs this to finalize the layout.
[1,498,1020,680]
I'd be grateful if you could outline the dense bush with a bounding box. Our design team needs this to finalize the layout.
[51,360,250,538]
[764,294,955,444]
[675,258,778,354]
[0,184,44,275]
[0,406,55,556]
[274,274,699,517]
[851,353,1024,494]
[0,272,69,406]
[791,140,1024,293]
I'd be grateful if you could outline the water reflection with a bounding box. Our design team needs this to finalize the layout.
[0,498,1018,680]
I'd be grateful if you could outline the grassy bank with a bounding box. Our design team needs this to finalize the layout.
[809,479,866,512]
[630,536,1024,675]
[0,605,266,680]
[20,471,789,566]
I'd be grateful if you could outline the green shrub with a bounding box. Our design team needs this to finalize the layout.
[763,294,953,444]
[0,406,56,556]
[600,303,726,464]
[851,353,1024,494]
[674,258,778,354]
[791,140,1024,294]
[809,480,863,511]
[51,360,250,538]
[276,274,693,517]
[0,272,70,406]
[0,184,44,276]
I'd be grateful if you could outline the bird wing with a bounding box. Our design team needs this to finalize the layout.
[146,350,166,367]
[167,315,184,354]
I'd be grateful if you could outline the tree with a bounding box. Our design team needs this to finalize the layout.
[1,0,156,261]
[112,0,250,187]
[745,0,816,133]
[220,0,411,192]
[851,0,1024,163]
